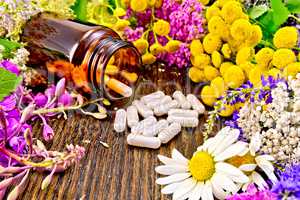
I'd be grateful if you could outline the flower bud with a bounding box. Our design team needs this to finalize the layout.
[20,104,35,123]
[55,78,66,98]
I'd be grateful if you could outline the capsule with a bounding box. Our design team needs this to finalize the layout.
[147,95,172,109]
[186,94,205,114]
[168,109,199,118]
[105,76,133,97]
[158,122,182,144]
[143,119,169,137]
[154,100,179,116]
[141,91,165,104]
[132,100,153,118]
[126,105,139,128]
[131,116,157,134]
[114,109,127,132]
[167,116,199,127]
[127,134,161,149]
[173,91,191,109]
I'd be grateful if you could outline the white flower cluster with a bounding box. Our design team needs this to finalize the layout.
[238,75,300,164]
[10,47,30,70]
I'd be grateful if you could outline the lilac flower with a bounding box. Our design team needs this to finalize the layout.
[123,27,144,42]
[158,43,191,68]
[0,60,20,75]
[271,164,300,199]
[227,184,278,200]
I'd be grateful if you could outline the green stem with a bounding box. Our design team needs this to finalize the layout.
[259,40,276,49]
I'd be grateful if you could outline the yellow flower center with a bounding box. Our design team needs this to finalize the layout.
[188,151,215,181]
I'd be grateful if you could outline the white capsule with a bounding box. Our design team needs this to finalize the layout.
[154,100,179,116]
[126,105,139,128]
[147,96,172,109]
[167,116,199,127]
[141,91,165,104]
[143,119,169,137]
[114,109,127,133]
[173,91,191,109]
[132,100,153,118]
[127,134,161,149]
[158,122,182,144]
[186,94,205,114]
[168,109,199,118]
[131,116,157,134]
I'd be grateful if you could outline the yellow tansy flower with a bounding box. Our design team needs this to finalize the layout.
[230,19,252,41]
[204,65,220,81]
[211,76,227,98]
[239,62,255,78]
[249,66,265,87]
[218,104,235,117]
[191,53,211,68]
[189,67,206,83]
[221,43,232,59]
[221,1,243,24]
[283,62,300,79]
[165,40,181,53]
[149,43,165,55]
[220,62,234,76]
[268,68,281,78]
[130,0,147,12]
[246,25,263,47]
[224,65,245,88]
[199,0,210,5]
[142,53,156,65]
[273,26,298,49]
[206,5,221,20]
[201,85,217,107]
[203,33,222,54]
[272,49,296,69]
[133,38,149,54]
[236,47,255,65]
[208,16,227,36]
[190,40,204,56]
[153,20,170,36]
[212,51,223,68]
[255,47,274,69]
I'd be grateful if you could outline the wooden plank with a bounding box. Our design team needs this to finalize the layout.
[20,65,207,200]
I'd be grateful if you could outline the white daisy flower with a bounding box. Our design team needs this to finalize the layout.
[226,132,277,191]
[155,127,249,200]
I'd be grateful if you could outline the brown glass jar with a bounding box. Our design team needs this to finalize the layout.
[22,12,142,104]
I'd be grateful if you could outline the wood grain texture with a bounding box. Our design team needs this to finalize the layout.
[20,64,211,200]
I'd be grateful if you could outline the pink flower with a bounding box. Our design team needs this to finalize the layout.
[227,184,278,200]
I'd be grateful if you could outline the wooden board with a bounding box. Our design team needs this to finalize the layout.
[20,64,212,200]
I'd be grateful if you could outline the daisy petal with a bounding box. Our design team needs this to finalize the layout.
[238,148,249,156]
[214,141,248,161]
[189,182,204,200]
[202,181,214,200]
[211,174,228,199]
[200,137,215,151]
[172,149,189,165]
[256,155,275,161]
[257,163,277,184]
[161,182,180,194]
[242,182,250,191]
[156,173,191,185]
[215,162,249,183]
[252,171,268,190]
[172,178,197,200]
[239,164,257,172]
[249,132,261,156]
[157,155,187,166]
[155,165,189,175]
[207,134,226,154]
[214,172,238,193]
[255,157,274,172]
[213,129,240,156]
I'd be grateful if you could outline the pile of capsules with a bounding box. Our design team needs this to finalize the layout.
[114,90,205,149]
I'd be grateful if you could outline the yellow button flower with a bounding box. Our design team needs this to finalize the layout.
[255,47,274,69]
[221,43,232,59]
[221,1,243,24]
[236,47,254,65]
[206,5,221,21]
[224,65,245,88]
[272,49,296,69]
[191,53,211,68]
[130,0,148,12]
[201,85,217,107]
[220,62,234,76]
[212,51,223,68]
[189,67,206,83]
[239,62,255,78]
[249,66,264,87]
[283,62,300,79]
[208,16,227,36]
[246,25,263,47]
[218,104,235,117]
[147,0,156,6]
[211,76,227,98]
[199,0,210,5]
[190,40,204,56]
[142,53,156,65]
[273,26,298,49]
[150,43,165,55]
[114,19,130,30]
[230,19,252,41]
[204,65,220,81]
[268,68,281,78]
[153,20,170,36]
[203,33,222,54]
[114,8,127,17]
[133,38,149,54]
[165,40,181,53]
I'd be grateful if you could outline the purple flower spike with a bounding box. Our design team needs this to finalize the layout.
[0,60,20,75]
[0,95,17,112]
[34,93,48,107]
[227,184,277,200]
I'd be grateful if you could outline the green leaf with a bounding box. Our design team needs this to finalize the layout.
[248,5,269,19]
[0,68,22,101]
[71,0,88,21]
[0,38,22,58]
[271,0,290,27]
[286,0,300,13]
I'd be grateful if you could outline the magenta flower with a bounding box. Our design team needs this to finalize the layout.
[0,60,20,75]
[34,93,48,107]
[58,93,73,107]
[227,184,278,200]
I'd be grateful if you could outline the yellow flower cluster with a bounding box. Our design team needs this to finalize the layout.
[188,0,300,117]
